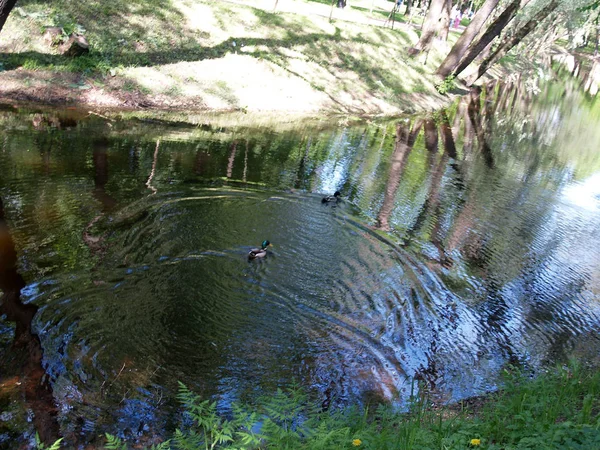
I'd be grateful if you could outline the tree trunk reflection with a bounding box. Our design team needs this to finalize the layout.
[467,87,495,169]
[375,120,422,231]
[0,197,60,446]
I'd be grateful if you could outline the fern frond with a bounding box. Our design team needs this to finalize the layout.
[148,441,171,450]
[104,433,127,450]
[35,435,64,450]
[47,438,64,450]
[176,382,203,409]
[173,428,204,450]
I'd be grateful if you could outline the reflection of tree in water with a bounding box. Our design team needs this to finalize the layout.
[375,119,422,231]
[376,81,596,383]
[0,197,60,446]
[452,87,528,362]
[93,138,118,211]
[467,86,495,169]
[83,138,119,252]
[405,111,464,269]
[452,83,596,368]
[194,146,212,177]
[295,136,313,190]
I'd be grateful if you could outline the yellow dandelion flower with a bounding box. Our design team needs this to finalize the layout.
[470,438,481,446]
[352,438,362,446]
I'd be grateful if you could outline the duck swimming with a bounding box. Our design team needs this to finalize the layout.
[248,240,272,259]
[321,191,341,204]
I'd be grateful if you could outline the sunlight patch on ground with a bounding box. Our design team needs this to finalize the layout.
[175,1,243,45]
[126,54,331,112]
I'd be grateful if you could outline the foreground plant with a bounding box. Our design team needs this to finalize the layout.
[436,75,456,95]
[35,362,600,449]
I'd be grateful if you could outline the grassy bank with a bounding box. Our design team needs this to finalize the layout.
[35,363,600,449]
[0,0,462,116]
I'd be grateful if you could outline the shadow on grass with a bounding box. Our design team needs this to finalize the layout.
[14,0,188,52]
[0,26,348,72]
[2,2,418,70]
[352,5,407,22]
[0,66,162,108]
[2,3,434,112]
[1,28,427,112]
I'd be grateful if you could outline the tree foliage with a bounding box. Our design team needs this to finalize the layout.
[436,0,600,82]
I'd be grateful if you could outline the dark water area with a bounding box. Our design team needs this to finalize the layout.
[1,78,600,447]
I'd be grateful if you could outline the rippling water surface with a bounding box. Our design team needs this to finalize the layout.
[1,79,600,446]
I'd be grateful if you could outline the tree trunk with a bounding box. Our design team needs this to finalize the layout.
[413,0,451,54]
[439,0,452,41]
[405,0,413,16]
[468,0,559,84]
[435,0,500,78]
[0,0,18,34]
[451,0,522,79]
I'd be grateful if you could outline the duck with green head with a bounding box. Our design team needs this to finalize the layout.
[248,240,273,260]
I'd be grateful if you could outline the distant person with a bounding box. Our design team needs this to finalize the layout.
[453,10,462,28]
[450,4,460,28]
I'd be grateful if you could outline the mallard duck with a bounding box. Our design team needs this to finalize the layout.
[248,240,273,259]
[321,191,341,204]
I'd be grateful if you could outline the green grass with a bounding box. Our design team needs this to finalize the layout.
[304,0,335,6]
[4,0,193,70]
[0,0,512,114]
[40,362,600,449]
[352,5,407,22]
[574,43,599,56]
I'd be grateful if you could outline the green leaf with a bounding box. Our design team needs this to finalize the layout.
[104,433,127,450]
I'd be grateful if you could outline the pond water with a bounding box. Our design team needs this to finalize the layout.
[1,78,600,447]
